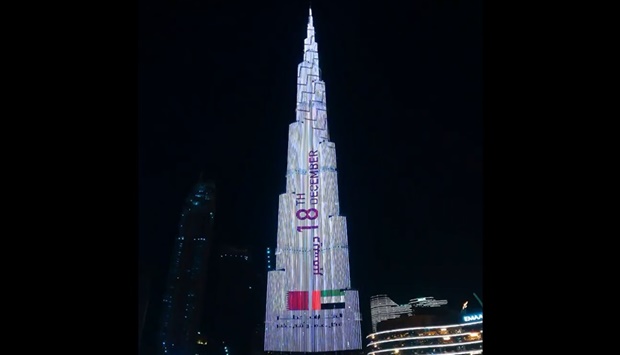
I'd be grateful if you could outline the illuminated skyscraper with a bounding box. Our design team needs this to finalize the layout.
[264,8,363,353]
[159,179,216,355]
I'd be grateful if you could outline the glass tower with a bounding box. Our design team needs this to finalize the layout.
[264,8,363,353]
[159,179,216,355]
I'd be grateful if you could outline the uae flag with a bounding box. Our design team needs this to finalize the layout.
[287,290,346,310]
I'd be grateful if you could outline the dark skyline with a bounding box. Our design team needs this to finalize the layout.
[139,0,482,345]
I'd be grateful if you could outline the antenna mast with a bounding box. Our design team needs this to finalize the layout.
[473,292,483,307]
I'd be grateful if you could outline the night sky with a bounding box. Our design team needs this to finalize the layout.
[139,0,482,340]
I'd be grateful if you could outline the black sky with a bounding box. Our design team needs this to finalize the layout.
[139,0,482,336]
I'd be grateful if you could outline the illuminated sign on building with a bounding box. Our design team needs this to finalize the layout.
[463,313,483,322]
[263,7,362,353]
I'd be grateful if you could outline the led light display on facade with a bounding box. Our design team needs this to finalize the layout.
[463,313,483,322]
[263,8,363,353]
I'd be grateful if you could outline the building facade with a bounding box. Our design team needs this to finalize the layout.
[367,300,482,355]
[366,317,483,355]
[211,245,257,355]
[370,295,448,332]
[370,295,413,332]
[158,179,216,355]
[263,7,363,353]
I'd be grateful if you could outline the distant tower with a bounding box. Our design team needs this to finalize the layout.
[159,178,216,355]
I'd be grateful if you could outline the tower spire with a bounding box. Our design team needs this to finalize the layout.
[303,6,317,62]
[306,5,315,41]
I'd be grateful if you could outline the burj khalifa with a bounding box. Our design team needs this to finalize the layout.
[264,8,363,353]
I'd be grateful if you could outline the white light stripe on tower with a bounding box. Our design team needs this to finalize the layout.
[264,7,362,352]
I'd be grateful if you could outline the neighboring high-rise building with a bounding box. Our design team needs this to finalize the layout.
[366,309,483,355]
[368,295,482,354]
[370,295,449,332]
[264,8,363,353]
[370,295,413,332]
[211,245,256,355]
[159,179,216,355]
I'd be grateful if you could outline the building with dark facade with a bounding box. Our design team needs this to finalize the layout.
[139,265,150,354]
[158,179,216,355]
[210,244,257,354]
[186,244,266,355]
